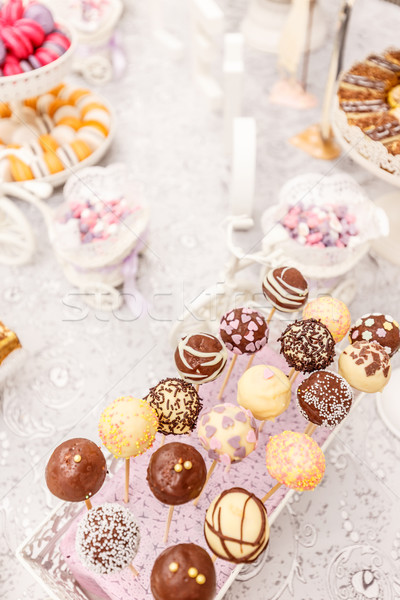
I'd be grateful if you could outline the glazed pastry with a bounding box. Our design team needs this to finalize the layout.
[145,378,202,435]
[204,488,269,563]
[302,296,351,343]
[338,340,391,393]
[262,266,308,312]
[76,503,140,574]
[237,365,291,421]
[278,318,335,373]
[266,431,325,491]
[349,313,400,357]
[98,396,158,458]
[174,332,227,384]
[197,403,257,466]
[45,438,106,502]
[0,321,21,364]
[219,307,268,355]
[151,543,216,600]
[147,442,206,505]
[297,371,353,428]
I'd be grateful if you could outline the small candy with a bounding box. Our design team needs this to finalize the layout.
[23,3,54,34]
[14,18,45,47]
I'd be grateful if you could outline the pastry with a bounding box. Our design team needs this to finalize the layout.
[338,340,391,393]
[237,364,291,421]
[266,431,325,491]
[147,442,206,505]
[278,318,335,373]
[297,370,353,428]
[174,332,227,384]
[349,313,400,357]
[219,307,268,355]
[302,296,351,343]
[151,543,216,600]
[76,503,140,574]
[145,378,202,435]
[45,438,106,502]
[262,266,308,311]
[198,403,257,466]
[0,321,21,364]
[98,396,158,458]
[204,488,269,563]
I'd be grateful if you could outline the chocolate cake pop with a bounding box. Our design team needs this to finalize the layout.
[278,318,335,373]
[349,313,400,357]
[198,403,258,467]
[237,365,291,421]
[145,378,202,435]
[339,340,391,393]
[45,438,106,503]
[76,503,140,574]
[147,442,207,505]
[219,308,268,355]
[262,266,308,312]
[303,296,351,343]
[266,431,325,491]
[151,543,216,600]
[174,333,227,384]
[297,371,353,428]
[204,488,269,564]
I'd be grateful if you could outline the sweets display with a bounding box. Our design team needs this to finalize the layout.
[278,318,335,373]
[0,320,21,364]
[303,296,351,343]
[0,1,71,77]
[151,543,216,600]
[279,203,359,248]
[265,431,326,491]
[204,488,269,564]
[262,266,308,311]
[338,340,391,393]
[349,313,400,357]
[198,403,258,466]
[174,333,228,384]
[147,442,207,505]
[297,371,353,428]
[98,396,158,458]
[76,503,140,574]
[45,438,106,503]
[0,84,111,182]
[145,378,202,436]
[237,365,291,421]
[219,308,268,355]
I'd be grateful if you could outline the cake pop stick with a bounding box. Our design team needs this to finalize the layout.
[217,354,237,400]
[85,499,93,510]
[174,333,228,390]
[266,306,276,324]
[193,459,217,507]
[245,355,255,371]
[129,564,139,577]
[304,422,317,436]
[164,505,175,543]
[99,396,158,503]
[262,481,282,503]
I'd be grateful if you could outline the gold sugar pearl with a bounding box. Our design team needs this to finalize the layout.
[73,454,82,463]
[188,567,198,578]
[196,574,206,585]
[174,463,183,472]
[168,562,179,573]
[183,461,192,470]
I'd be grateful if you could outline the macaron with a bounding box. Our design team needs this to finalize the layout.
[8,154,34,181]
[24,97,38,110]
[77,125,105,150]
[2,0,24,23]
[80,102,109,119]
[47,98,67,119]
[56,139,91,167]
[82,108,111,130]
[43,150,64,174]
[0,102,11,118]
[23,3,54,35]
[38,134,58,152]
[48,83,65,96]
[0,118,18,142]
[34,46,59,66]
[51,124,76,145]
[52,104,79,123]
[1,25,33,59]
[56,116,82,131]
[36,93,54,114]
[27,53,41,69]
[11,125,38,145]
[14,18,45,47]
[42,40,65,57]
[45,31,70,51]
[3,54,23,75]
[19,59,33,72]
[0,39,6,66]
[35,114,54,134]
[62,87,90,104]
[70,139,92,161]
[82,120,108,137]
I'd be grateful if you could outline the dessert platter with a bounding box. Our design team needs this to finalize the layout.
[17,265,398,600]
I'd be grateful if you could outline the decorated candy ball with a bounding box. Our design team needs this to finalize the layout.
[302,296,351,343]
[278,318,335,373]
[237,365,291,421]
[145,378,202,435]
[338,340,391,393]
[174,332,227,384]
[349,313,400,357]
[262,266,308,312]
[219,307,268,355]
[297,370,353,428]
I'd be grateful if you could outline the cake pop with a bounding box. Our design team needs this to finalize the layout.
[45,438,106,509]
[151,543,216,600]
[302,296,351,343]
[204,488,269,564]
[349,313,400,357]
[265,430,325,492]
[145,378,202,437]
[297,371,353,428]
[174,332,227,385]
[338,340,391,393]
[237,365,291,421]
[98,396,158,502]
[262,266,308,317]
[0,320,21,365]
[278,318,335,373]
[76,503,140,576]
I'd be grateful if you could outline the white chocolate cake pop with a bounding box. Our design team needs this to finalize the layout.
[338,341,391,393]
[237,365,291,421]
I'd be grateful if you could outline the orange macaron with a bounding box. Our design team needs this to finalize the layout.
[43,151,64,174]
[38,134,59,153]
[81,120,108,137]
[8,155,34,181]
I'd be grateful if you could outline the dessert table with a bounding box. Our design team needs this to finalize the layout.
[1,1,400,599]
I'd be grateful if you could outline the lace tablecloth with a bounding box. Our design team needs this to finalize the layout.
[1,1,400,599]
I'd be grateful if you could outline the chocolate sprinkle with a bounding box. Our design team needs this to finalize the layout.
[145,378,202,435]
[278,318,335,373]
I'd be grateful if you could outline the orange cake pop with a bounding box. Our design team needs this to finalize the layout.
[303,296,351,343]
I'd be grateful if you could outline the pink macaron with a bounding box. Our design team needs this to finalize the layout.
[1,25,33,59]
[3,54,23,75]
[14,18,45,47]
[45,31,70,51]
[1,0,24,24]
[34,46,58,66]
